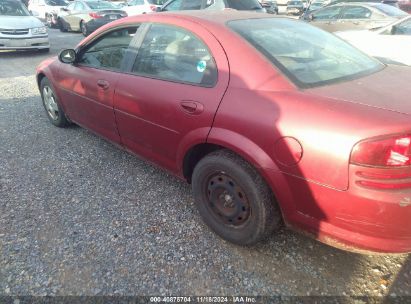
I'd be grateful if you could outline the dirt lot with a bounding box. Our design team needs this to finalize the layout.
[0,28,410,300]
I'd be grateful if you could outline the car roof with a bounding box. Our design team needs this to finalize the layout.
[131,10,277,25]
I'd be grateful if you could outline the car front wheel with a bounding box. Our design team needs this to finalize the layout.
[40,77,71,128]
[192,150,282,245]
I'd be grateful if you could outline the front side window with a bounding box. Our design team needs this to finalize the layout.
[340,6,371,19]
[148,0,166,4]
[74,1,85,10]
[205,0,225,10]
[181,0,202,9]
[132,24,217,86]
[226,0,262,10]
[312,6,342,20]
[228,18,382,88]
[79,27,138,71]
[162,0,182,10]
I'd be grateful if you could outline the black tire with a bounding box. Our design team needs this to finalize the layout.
[80,21,89,36]
[58,18,68,32]
[40,77,71,128]
[192,150,282,245]
[45,13,52,27]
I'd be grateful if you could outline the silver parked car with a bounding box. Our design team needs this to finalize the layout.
[305,2,408,32]
[0,0,50,51]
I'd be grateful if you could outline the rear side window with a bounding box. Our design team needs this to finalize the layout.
[340,6,371,19]
[79,27,138,71]
[312,6,342,19]
[131,24,217,86]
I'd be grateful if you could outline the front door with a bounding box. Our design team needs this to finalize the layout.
[114,22,230,173]
[57,26,140,143]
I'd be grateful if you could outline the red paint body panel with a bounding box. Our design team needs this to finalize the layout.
[36,11,411,253]
[113,16,230,173]
[56,65,121,143]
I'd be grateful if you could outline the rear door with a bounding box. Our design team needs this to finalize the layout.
[57,26,140,143]
[113,22,230,173]
[337,5,373,31]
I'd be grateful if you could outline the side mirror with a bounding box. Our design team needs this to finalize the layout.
[61,7,68,11]
[59,49,77,64]
[155,6,162,12]
[309,14,314,21]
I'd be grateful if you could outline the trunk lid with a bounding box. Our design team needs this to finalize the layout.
[307,65,411,115]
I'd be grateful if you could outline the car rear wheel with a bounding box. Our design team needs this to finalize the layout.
[80,21,89,36]
[58,18,68,32]
[40,78,71,128]
[45,14,53,27]
[192,150,282,245]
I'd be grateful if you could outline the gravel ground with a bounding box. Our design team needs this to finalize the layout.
[0,28,411,300]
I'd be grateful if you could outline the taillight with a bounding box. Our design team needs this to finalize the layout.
[89,12,103,18]
[150,5,157,11]
[351,135,411,167]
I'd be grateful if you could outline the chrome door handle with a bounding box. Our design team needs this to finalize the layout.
[97,80,109,90]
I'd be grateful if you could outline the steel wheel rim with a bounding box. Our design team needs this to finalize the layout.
[43,86,59,120]
[205,172,251,227]
[46,14,52,26]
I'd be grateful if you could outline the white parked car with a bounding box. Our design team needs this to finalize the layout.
[28,0,68,27]
[0,0,50,52]
[336,16,411,66]
[121,0,164,15]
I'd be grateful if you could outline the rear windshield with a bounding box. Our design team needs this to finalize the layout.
[228,18,383,88]
[226,0,262,10]
[288,1,301,5]
[371,3,408,16]
[0,0,30,16]
[86,1,117,9]
[45,0,68,5]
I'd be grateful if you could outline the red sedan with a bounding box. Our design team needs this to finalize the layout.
[36,11,411,254]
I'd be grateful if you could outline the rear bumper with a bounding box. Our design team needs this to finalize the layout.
[266,167,411,254]
[0,36,49,50]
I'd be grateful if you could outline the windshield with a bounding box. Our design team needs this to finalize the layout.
[226,0,262,10]
[372,3,408,16]
[228,18,383,88]
[86,1,117,9]
[45,0,68,5]
[0,0,30,16]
